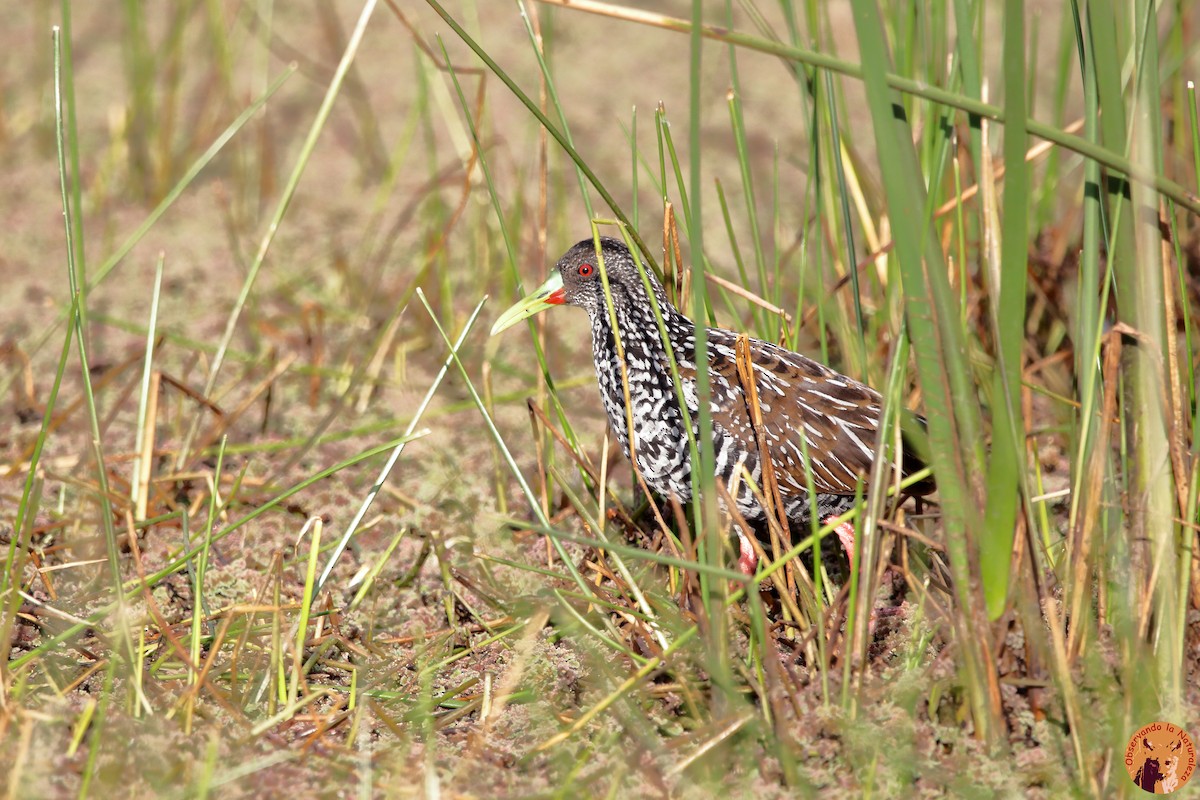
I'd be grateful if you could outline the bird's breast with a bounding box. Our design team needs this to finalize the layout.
[590,322,696,499]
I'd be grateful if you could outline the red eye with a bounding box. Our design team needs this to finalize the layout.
[578,263,594,277]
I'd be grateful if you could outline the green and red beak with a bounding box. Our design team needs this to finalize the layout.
[489,271,567,335]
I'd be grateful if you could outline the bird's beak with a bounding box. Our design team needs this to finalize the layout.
[490,272,566,335]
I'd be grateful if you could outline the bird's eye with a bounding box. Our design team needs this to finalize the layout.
[578,263,594,277]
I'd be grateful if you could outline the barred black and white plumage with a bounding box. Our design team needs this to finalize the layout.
[493,236,933,574]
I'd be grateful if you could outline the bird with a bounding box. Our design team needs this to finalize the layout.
[491,236,933,575]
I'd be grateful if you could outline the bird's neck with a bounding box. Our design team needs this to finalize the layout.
[589,289,695,366]
[587,288,697,456]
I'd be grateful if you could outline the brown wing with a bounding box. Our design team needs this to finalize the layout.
[699,327,930,497]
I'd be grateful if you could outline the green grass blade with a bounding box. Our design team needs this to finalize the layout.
[980,0,1030,618]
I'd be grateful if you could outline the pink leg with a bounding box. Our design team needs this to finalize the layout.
[737,530,758,575]
[827,518,857,567]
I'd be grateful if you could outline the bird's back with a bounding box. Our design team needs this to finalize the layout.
[672,327,933,520]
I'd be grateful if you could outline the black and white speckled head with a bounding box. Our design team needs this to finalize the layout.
[553,237,669,320]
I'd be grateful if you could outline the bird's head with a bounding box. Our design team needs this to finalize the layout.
[490,237,664,335]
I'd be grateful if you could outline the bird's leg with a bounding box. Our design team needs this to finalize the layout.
[823,518,910,641]
[825,518,857,568]
[736,529,758,575]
